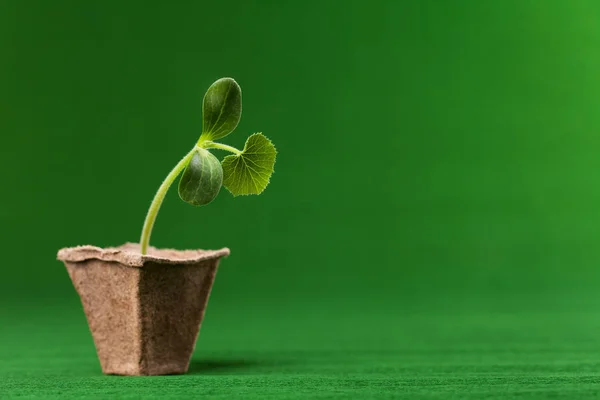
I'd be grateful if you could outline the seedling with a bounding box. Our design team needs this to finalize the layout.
[139,77,277,254]
[56,77,268,376]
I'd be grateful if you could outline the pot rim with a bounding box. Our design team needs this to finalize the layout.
[57,242,230,267]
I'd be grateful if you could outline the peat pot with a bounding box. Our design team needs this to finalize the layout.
[57,243,230,376]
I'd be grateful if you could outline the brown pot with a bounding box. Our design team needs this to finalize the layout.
[57,242,230,376]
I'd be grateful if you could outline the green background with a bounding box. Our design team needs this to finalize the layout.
[2,0,600,398]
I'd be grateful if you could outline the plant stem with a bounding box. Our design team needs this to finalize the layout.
[203,141,242,155]
[139,147,196,254]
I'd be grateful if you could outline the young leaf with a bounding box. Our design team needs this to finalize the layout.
[201,77,242,141]
[178,148,223,206]
[222,133,277,196]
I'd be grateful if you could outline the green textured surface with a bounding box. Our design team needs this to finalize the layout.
[2,303,600,399]
[3,0,600,398]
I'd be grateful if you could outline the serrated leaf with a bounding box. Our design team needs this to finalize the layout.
[178,148,223,206]
[222,133,277,196]
[201,77,242,141]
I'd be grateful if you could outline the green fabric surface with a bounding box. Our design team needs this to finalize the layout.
[2,299,600,399]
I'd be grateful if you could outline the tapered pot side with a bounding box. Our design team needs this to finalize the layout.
[57,243,230,376]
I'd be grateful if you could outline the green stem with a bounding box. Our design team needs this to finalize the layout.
[139,147,196,254]
[203,141,242,155]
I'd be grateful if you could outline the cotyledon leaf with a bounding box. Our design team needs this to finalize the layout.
[178,148,223,206]
[201,77,242,141]
[221,133,277,196]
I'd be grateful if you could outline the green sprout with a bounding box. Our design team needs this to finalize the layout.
[139,77,277,254]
